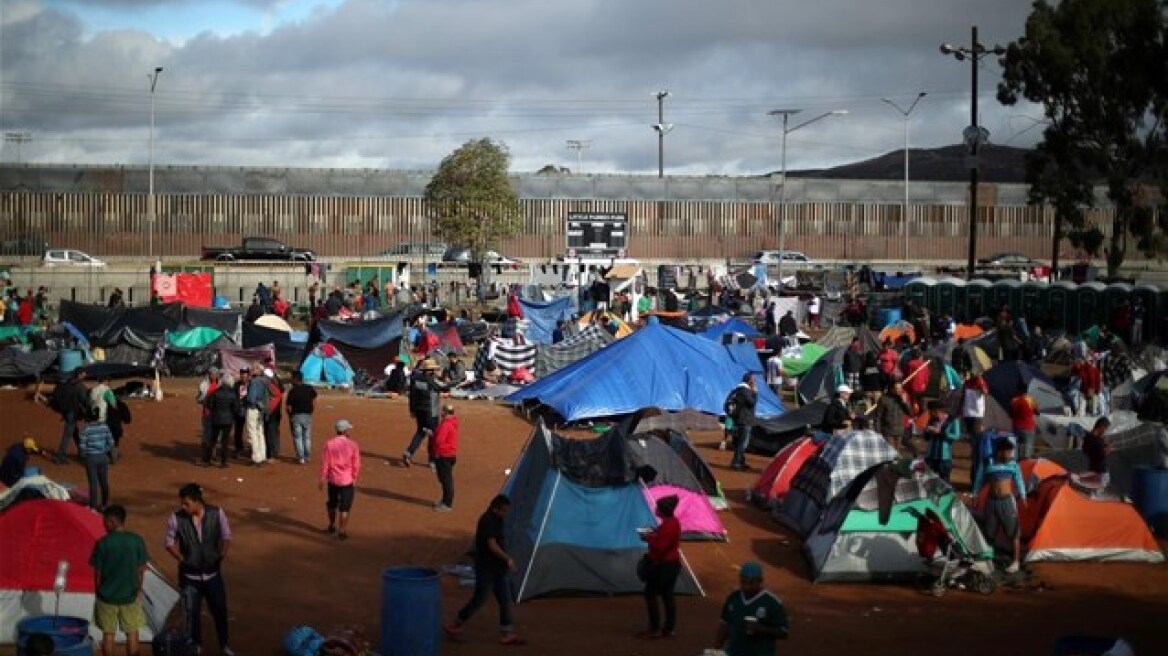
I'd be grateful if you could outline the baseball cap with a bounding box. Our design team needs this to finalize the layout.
[836,384,853,394]
[335,419,353,433]
[739,561,764,580]
[263,368,275,377]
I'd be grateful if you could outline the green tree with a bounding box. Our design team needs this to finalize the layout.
[997,0,1167,276]
[424,138,524,265]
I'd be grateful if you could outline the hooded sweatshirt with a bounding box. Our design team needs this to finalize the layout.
[433,415,459,458]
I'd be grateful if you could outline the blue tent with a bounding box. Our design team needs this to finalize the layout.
[504,420,704,601]
[724,340,764,374]
[701,317,760,341]
[300,344,355,387]
[517,297,575,345]
[507,318,785,422]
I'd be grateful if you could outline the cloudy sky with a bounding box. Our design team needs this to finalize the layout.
[0,0,1044,175]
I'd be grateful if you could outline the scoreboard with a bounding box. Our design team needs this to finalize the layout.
[565,212,628,258]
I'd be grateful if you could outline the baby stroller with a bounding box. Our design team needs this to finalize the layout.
[908,506,996,597]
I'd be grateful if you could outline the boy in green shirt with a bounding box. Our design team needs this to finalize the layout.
[713,561,789,656]
[89,505,149,656]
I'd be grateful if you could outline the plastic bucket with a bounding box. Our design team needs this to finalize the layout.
[58,349,84,374]
[16,615,90,656]
[1132,466,1168,534]
[878,307,902,329]
[381,567,441,656]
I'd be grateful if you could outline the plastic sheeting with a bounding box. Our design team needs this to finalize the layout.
[517,296,575,345]
[507,318,785,423]
[315,312,403,349]
[0,348,57,380]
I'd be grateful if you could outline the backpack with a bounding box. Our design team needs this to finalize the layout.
[266,379,283,415]
[723,387,741,418]
[117,399,133,425]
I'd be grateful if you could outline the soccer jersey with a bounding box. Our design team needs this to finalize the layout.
[721,588,789,656]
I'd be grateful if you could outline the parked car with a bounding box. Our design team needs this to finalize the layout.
[42,248,106,267]
[442,247,520,265]
[0,233,47,256]
[752,250,814,266]
[200,236,315,262]
[977,252,1043,268]
[374,241,449,260]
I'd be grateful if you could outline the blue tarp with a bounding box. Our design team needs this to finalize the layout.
[506,318,785,422]
[518,297,575,345]
[702,318,760,341]
[315,312,403,349]
[724,340,764,374]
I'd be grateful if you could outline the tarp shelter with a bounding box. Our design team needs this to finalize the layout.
[0,348,57,381]
[534,324,614,378]
[0,499,180,644]
[218,344,276,376]
[702,318,760,341]
[774,429,900,537]
[983,361,1066,415]
[750,437,821,507]
[474,337,538,379]
[780,343,829,378]
[310,312,404,377]
[503,420,704,602]
[1021,471,1163,563]
[877,320,916,346]
[518,297,576,345]
[300,343,355,387]
[243,322,303,363]
[507,318,785,423]
[750,399,829,455]
[804,465,993,582]
[816,325,882,353]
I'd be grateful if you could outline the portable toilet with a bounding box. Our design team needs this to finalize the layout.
[965,279,994,320]
[1103,282,1134,320]
[1020,280,1047,322]
[904,277,937,315]
[1075,281,1107,333]
[934,277,966,319]
[992,278,1023,316]
[1132,283,1160,343]
[1047,280,1077,331]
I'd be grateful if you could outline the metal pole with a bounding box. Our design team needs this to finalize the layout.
[148,67,162,259]
[968,25,979,281]
[777,113,790,286]
[902,114,910,261]
[656,92,666,178]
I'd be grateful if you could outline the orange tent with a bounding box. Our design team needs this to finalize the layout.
[953,323,984,341]
[878,320,915,346]
[749,437,821,507]
[1022,475,1163,563]
[973,457,1065,509]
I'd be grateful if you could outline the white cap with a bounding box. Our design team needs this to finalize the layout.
[836,384,853,394]
[335,419,353,433]
[263,368,275,377]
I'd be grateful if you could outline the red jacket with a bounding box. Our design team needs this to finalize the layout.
[433,415,459,458]
[905,358,929,394]
[646,516,681,564]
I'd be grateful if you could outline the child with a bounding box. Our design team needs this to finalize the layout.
[922,400,960,483]
[973,437,1027,574]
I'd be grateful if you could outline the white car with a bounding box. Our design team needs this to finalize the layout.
[42,249,107,267]
[752,250,813,266]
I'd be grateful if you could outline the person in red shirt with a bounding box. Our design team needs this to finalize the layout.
[1076,357,1103,417]
[1081,416,1113,495]
[432,405,458,511]
[902,349,929,406]
[320,419,362,540]
[877,340,899,388]
[1009,389,1038,459]
[17,295,34,325]
[639,494,681,640]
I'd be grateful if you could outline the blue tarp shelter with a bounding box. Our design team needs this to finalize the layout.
[702,317,760,341]
[518,297,575,345]
[315,313,403,350]
[507,318,785,422]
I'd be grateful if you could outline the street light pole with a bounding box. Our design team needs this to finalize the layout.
[148,66,163,260]
[651,90,672,178]
[566,139,591,173]
[882,92,927,262]
[4,132,31,163]
[941,27,1004,280]
[768,108,848,287]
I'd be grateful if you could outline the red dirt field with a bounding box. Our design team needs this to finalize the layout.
[3,379,1166,656]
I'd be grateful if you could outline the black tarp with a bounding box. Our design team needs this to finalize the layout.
[548,415,641,487]
[315,312,404,350]
[242,322,302,363]
[59,300,184,347]
[750,398,830,455]
[185,307,242,339]
[330,338,403,382]
[0,348,58,380]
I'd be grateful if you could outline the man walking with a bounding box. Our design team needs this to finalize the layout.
[90,505,149,656]
[1009,387,1039,459]
[261,368,284,462]
[321,419,361,540]
[78,409,115,510]
[444,494,524,646]
[50,369,89,463]
[432,405,459,511]
[165,483,234,656]
[724,374,758,471]
[286,371,318,464]
[231,368,250,459]
[403,358,449,467]
[711,561,789,656]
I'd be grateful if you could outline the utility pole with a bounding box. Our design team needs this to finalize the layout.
[651,91,672,178]
[566,139,591,174]
[148,66,163,259]
[4,132,32,163]
[882,92,927,261]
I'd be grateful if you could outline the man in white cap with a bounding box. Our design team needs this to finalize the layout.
[321,419,361,541]
[820,384,855,433]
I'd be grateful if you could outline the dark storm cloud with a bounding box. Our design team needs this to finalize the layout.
[1,0,1040,173]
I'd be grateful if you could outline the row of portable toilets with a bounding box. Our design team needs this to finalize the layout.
[900,277,1165,335]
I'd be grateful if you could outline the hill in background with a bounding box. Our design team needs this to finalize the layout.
[790,144,1030,183]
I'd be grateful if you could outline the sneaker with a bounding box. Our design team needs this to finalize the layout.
[433,504,452,512]
[499,633,526,646]
[222,647,236,656]
[401,453,412,468]
[717,440,727,451]
[1005,563,1020,574]
[428,462,437,471]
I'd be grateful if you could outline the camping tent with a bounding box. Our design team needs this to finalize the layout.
[779,343,829,378]
[0,499,179,644]
[534,324,614,378]
[507,318,785,423]
[643,484,726,541]
[797,347,846,404]
[502,421,704,601]
[624,423,727,512]
[804,465,993,582]
[773,429,900,537]
[300,343,355,387]
[983,361,1066,414]
[1043,420,1168,497]
[749,437,821,507]
[702,318,760,341]
[254,314,293,333]
[1021,468,1163,563]
[749,399,829,456]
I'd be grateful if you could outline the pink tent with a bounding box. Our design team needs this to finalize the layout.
[644,484,727,542]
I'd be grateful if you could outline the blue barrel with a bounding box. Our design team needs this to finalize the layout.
[58,349,84,373]
[878,308,902,329]
[1132,466,1168,534]
[381,567,441,656]
[16,616,91,656]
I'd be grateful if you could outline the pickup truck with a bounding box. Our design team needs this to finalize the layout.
[201,237,315,262]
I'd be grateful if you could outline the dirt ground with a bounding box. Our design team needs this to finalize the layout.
[3,379,1167,656]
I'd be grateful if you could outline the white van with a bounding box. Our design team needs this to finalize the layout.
[42,249,107,267]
